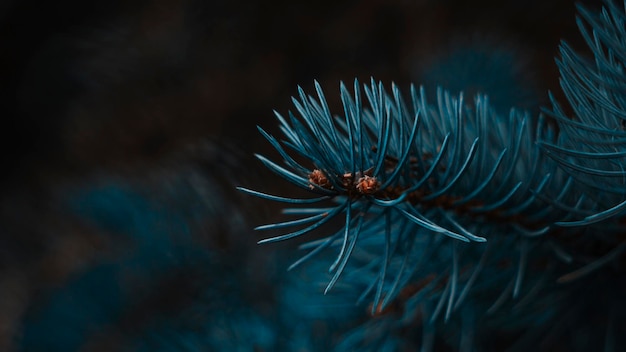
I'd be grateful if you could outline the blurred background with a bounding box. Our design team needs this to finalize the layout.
[0,0,599,350]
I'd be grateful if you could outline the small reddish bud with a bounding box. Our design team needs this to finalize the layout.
[356,175,380,194]
[308,169,331,189]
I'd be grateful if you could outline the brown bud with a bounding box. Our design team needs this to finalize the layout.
[308,169,331,189]
[356,175,380,194]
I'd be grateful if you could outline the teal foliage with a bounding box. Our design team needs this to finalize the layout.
[242,0,626,350]
[543,0,626,225]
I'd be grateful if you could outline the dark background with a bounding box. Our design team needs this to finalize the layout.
[0,0,599,350]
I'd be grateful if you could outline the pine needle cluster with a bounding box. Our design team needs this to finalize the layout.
[242,1,626,349]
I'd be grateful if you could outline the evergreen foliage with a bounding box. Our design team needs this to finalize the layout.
[242,0,626,349]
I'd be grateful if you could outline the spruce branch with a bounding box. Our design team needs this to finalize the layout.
[238,1,626,349]
[239,78,574,310]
